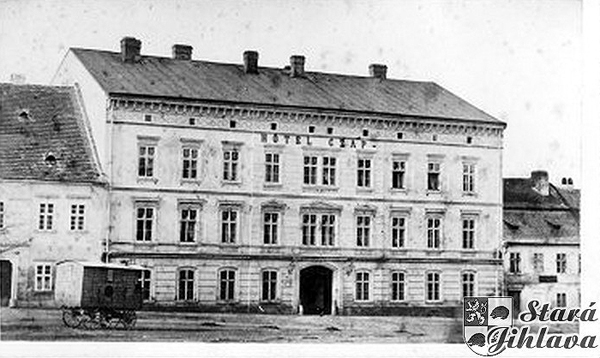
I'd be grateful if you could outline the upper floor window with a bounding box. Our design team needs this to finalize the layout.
[301,213,336,246]
[426,272,441,301]
[265,152,280,184]
[35,264,52,291]
[39,203,54,231]
[70,204,85,231]
[182,147,199,180]
[391,216,406,248]
[135,206,155,242]
[0,201,4,229]
[322,157,336,186]
[303,156,318,185]
[357,158,372,188]
[509,252,521,273]
[221,207,239,244]
[138,145,155,178]
[556,293,567,307]
[556,253,567,273]
[533,253,544,273]
[426,216,441,249]
[462,271,476,297]
[462,163,476,193]
[391,272,406,301]
[355,271,370,301]
[427,162,441,191]
[219,269,236,301]
[356,215,371,247]
[223,146,240,182]
[177,269,194,301]
[261,270,277,302]
[392,160,406,189]
[462,217,475,249]
[139,269,152,301]
[263,212,279,245]
[179,206,199,243]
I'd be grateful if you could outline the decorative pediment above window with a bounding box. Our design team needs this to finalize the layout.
[354,204,377,215]
[389,206,412,215]
[261,200,287,211]
[177,198,206,207]
[218,200,245,209]
[300,201,343,213]
[425,208,446,215]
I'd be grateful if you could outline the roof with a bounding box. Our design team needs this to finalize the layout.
[0,83,102,183]
[503,178,579,244]
[71,48,503,124]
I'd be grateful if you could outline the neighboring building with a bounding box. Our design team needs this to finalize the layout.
[52,37,506,315]
[0,83,107,307]
[503,171,580,313]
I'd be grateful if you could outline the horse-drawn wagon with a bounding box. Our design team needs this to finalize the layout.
[55,260,144,330]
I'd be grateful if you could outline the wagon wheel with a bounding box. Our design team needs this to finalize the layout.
[80,309,102,330]
[118,310,137,330]
[62,307,83,328]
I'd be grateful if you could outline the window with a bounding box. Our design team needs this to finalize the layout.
[426,217,441,249]
[263,212,279,245]
[327,127,334,135]
[308,125,315,133]
[69,204,85,231]
[462,218,475,249]
[139,270,151,300]
[391,272,405,301]
[392,160,406,189]
[357,158,371,188]
[322,157,336,186]
[362,129,369,137]
[462,272,476,297]
[261,270,277,301]
[397,132,404,140]
[223,147,240,182]
[391,216,406,248]
[426,272,440,301]
[556,293,567,307]
[219,269,235,301]
[301,213,335,246]
[179,207,198,243]
[0,201,4,229]
[182,147,199,179]
[144,114,152,122]
[556,253,567,273]
[303,156,318,185]
[138,145,155,178]
[466,136,473,144]
[533,253,544,273]
[356,215,371,247]
[35,264,52,291]
[270,122,277,131]
[265,152,280,183]
[355,271,370,301]
[221,207,238,244]
[509,252,521,273]
[38,203,54,231]
[178,269,194,301]
[189,117,196,125]
[462,163,475,193]
[229,120,237,128]
[427,162,441,191]
[135,206,154,241]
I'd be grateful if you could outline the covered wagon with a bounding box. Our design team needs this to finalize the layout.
[55,260,144,329]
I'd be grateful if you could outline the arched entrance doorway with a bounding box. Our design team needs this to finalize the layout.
[0,260,12,307]
[300,266,333,315]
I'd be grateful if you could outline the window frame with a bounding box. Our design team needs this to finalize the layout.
[264,151,281,184]
[222,143,242,183]
[261,269,278,302]
[425,271,441,302]
[303,155,318,185]
[69,203,85,232]
[355,271,370,301]
[509,252,521,274]
[391,271,406,302]
[426,215,442,249]
[426,160,442,192]
[0,201,4,229]
[34,263,53,292]
[262,211,280,245]
[138,269,152,301]
[138,143,156,178]
[461,216,476,250]
[177,268,195,301]
[179,203,201,244]
[181,145,200,180]
[220,206,240,245]
[462,162,476,194]
[556,253,567,274]
[391,215,407,249]
[134,203,156,242]
[391,158,407,190]
[357,157,372,188]
[462,271,476,298]
[355,214,372,247]
[533,253,545,273]
[218,268,236,302]
[556,292,567,307]
[321,156,337,186]
[38,202,55,231]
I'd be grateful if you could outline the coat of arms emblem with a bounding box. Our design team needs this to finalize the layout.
[464,296,513,356]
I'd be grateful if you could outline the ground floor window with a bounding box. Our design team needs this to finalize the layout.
[462,271,475,297]
[426,272,440,301]
[355,271,370,301]
[391,272,405,301]
[219,269,235,301]
[34,264,52,291]
[139,270,151,300]
[261,270,277,301]
[178,269,194,300]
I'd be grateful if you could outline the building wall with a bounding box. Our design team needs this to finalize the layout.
[0,180,107,307]
[105,99,505,314]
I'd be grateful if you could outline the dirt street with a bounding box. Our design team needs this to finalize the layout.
[0,307,463,343]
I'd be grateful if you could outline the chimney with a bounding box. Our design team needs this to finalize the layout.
[121,37,142,63]
[290,55,305,77]
[243,51,259,74]
[172,44,193,60]
[531,170,550,196]
[369,64,387,79]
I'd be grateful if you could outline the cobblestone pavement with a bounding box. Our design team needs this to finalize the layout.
[0,307,464,343]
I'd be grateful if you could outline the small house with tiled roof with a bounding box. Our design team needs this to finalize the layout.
[503,170,580,312]
[51,37,506,315]
[0,83,107,307]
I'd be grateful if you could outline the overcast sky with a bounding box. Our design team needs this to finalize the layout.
[0,0,581,184]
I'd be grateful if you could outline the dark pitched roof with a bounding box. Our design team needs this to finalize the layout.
[503,178,579,244]
[0,83,102,183]
[71,48,503,124]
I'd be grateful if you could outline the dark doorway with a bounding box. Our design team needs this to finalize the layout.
[300,266,332,315]
[507,289,521,315]
[0,260,12,307]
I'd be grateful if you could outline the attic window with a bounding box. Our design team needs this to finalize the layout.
[144,114,152,122]
[44,152,57,167]
[270,122,278,131]
[432,134,438,141]
[362,129,369,137]
[327,127,334,135]
[308,126,315,134]
[466,136,473,144]
[229,120,237,129]
[189,117,196,125]
[397,132,404,140]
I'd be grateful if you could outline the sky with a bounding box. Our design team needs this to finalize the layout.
[0,0,582,185]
